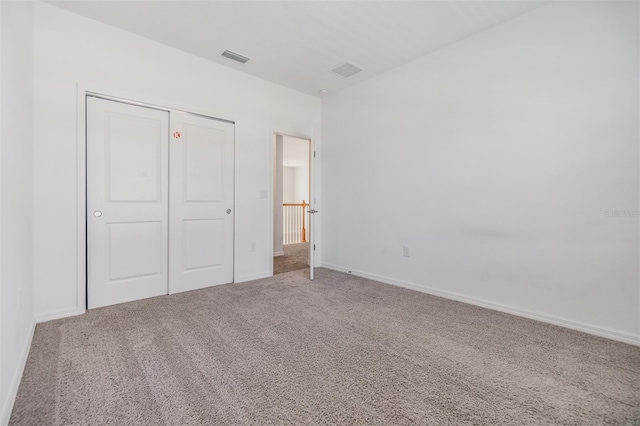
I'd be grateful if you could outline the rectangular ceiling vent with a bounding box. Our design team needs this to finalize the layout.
[330,62,363,79]
[221,50,250,64]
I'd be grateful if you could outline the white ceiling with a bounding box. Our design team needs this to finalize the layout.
[283,136,310,168]
[47,1,549,97]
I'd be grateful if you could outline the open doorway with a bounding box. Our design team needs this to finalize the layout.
[273,134,312,276]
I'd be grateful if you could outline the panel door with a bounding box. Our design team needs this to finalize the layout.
[308,140,315,280]
[87,97,169,309]
[169,112,234,293]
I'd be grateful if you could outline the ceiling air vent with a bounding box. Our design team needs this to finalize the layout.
[330,62,362,78]
[221,50,250,64]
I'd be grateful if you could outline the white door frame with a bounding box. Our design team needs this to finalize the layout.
[76,82,237,313]
[269,128,316,278]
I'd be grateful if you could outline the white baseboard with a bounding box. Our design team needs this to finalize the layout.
[321,263,640,347]
[274,251,284,257]
[35,307,81,324]
[235,271,272,283]
[0,320,36,426]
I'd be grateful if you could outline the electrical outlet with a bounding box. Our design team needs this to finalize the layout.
[251,242,257,252]
[403,246,411,258]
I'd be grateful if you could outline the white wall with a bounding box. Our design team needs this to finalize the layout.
[33,2,320,318]
[282,135,311,204]
[294,165,310,205]
[283,167,296,204]
[0,1,35,422]
[321,1,639,344]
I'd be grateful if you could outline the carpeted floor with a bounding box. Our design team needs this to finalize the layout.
[10,268,640,425]
[273,242,309,275]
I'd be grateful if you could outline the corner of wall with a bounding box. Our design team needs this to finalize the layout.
[0,320,35,425]
[0,0,37,423]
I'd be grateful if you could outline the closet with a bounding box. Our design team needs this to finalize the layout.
[86,96,234,309]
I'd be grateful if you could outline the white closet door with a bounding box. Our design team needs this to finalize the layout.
[87,97,169,309]
[169,112,234,293]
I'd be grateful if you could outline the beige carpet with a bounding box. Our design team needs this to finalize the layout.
[10,268,640,425]
[273,242,309,275]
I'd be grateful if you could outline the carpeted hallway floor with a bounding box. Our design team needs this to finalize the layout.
[10,268,640,425]
[273,242,309,275]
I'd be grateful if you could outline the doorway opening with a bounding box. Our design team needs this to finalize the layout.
[273,134,313,276]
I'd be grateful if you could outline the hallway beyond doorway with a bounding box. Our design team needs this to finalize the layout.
[274,243,309,275]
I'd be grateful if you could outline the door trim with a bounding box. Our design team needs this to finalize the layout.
[76,83,237,313]
[269,128,316,279]
[85,92,235,124]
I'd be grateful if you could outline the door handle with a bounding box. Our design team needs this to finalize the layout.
[93,210,102,217]
[307,209,318,214]
[226,209,232,214]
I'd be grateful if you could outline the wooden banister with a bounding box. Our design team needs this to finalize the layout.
[282,200,309,244]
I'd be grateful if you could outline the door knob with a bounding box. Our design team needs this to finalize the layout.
[226,209,232,214]
[93,210,102,217]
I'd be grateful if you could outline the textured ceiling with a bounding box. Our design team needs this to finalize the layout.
[47,1,549,97]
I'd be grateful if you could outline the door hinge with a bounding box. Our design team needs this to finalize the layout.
[314,151,316,158]
[314,244,316,251]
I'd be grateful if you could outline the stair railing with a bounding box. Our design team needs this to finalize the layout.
[282,200,309,244]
